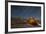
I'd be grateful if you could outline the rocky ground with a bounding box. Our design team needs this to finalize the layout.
[11,17,41,28]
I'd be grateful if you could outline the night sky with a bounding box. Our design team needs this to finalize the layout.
[11,5,41,19]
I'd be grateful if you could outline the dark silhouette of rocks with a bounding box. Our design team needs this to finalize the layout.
[11,17,41,28]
